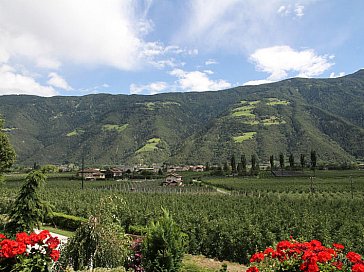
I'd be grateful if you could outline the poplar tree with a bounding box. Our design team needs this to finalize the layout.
[289,153,295,169]
[230,155,236,174]
[279,153,284,170]
[269,155,274,171]
[241,154,247,175]
[300,154,305,170]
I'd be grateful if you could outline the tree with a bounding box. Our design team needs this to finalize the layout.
[289,153,295,169]
[142,208,186,272]
[230,155,236,174]
[205,162,210,171]
[269,155,274,171]
[241,154,247,175]
[250,154,257,176]
[7,171,52,233]
[0,118,16,177]
[300,154,305,170]
[279,153,284,170]
[60,196,130,270]
[310,150,317,174]
[237,162,243,176]
[223,161,231,175]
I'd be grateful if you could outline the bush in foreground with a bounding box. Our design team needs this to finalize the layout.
[142,208,186,272]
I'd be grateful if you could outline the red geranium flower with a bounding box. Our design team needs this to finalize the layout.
[317,251,333,263]
[333,243,344,250]
[37,230,50,241]
[16,232,31,244]
[49,249,60,262]
[250,252,265,263]
[247,266,259,272]
[347,252,362,263]
[0,239,26,258]
[352,263,364,272]
[46,236,60,250]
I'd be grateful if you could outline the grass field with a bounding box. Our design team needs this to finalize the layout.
[233,132,257,143]
[136,138,161,153]
[102,124,128,133]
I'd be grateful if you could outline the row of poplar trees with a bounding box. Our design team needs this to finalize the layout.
[219,150,317,176]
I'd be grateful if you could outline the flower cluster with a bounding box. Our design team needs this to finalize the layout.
[247,239,364,272]
[0,230,60,271]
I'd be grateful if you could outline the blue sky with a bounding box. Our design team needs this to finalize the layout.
[0,0,363,97]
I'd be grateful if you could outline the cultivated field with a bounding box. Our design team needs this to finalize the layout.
[1,170,364,264]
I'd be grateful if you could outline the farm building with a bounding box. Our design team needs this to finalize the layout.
[163,173,183,186]
[105,167,124,179]
[77,168,106,180]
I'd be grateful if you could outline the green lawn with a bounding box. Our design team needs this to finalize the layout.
[42,226,74,238]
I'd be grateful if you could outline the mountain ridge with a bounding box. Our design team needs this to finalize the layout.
[1,70,364,166]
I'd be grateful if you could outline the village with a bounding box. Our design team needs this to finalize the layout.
[76,164,206,186]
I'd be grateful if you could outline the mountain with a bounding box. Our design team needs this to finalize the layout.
[1,70,364,166]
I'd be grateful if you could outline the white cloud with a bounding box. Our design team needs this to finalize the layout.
[0,65,57,97]
[130,81,168,95]
[47,72,72,91]
[0,1,148,70]
[175,1,314,52]
[169,68,231,92]
[203,70,214,75]
[277,4,305,17]
[294,4,305,17]
[205,59,218,65]
[250,45,334,81]
[329,72,345,78]
[243,79,273,86]
[0,0,194,73]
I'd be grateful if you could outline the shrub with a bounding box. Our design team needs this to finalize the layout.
[59,196,131,271]
[142,208,186,272]
[45,212,87,231]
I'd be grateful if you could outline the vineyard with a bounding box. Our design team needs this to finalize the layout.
[1,170,364,264]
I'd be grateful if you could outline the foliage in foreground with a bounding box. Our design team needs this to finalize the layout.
[7,170,52,234]
[59,196,130,271]
[142,208,186,272]
[247,239,364,272]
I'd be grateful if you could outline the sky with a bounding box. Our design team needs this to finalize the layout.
[0,0,363,97]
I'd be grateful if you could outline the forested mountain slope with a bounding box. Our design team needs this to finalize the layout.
[1,70,363,166]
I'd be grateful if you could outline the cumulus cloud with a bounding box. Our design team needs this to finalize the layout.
[130,81,168,95]
[47,72,72,91]
[329,72,345,78]
[0,0,196,73]
[0,65,57,97]
[249,45,334,81]
[0,1,149,70]
[169,68,231,92]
